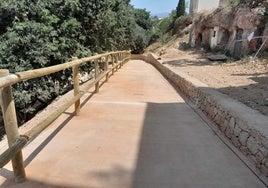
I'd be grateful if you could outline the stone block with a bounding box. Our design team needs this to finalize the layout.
[239,131,249,146]
[213,107,218,116]
[249,129,262,142]
[206,106,215,117]
[206,96,211,103]
[240,146,250,155]
[214,114,221,125]
[223,119,229,128]
[247,136,259,155]
[202,97,207,106]
[225,127,232,139]
[225,112,231,120]
[231,135,241,148]
[204,105,211,115]
[236,119,248,130]
[249,155,258,166]
[220,124,227,132]
[261,165,268,177]
[255,151,265,166]
[233,126,242,137]
[229,117,235,130]
[259,147,268,158]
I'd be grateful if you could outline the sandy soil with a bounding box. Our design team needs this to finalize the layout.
[146,36,268,116]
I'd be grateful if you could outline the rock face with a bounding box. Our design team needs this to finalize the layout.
[189,5,267,58]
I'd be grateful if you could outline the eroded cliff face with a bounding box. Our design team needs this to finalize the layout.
[190,5,267,58]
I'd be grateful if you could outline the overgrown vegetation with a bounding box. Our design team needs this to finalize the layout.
[3,0,264,139]
[0,0,154,133]
[150,0,191,42]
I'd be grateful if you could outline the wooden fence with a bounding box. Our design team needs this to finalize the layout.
[0,51,131,182]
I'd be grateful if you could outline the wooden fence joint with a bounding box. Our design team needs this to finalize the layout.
[0,51,131,182]
[0,69,26,183]
[72,57,80,115]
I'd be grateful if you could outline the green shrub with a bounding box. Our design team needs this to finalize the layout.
[0,0,154,127]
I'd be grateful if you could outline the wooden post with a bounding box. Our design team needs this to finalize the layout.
[0,135,28,168]
[105,56,109,82]
[112,56,115,75]
[119,53,122,68]
[115,55,118,72]
[72,57,80,115]
[118,54,121,70]
[94,59,100,93]
[0,69,26,183]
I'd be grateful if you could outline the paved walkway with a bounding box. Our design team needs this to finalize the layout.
[0,60,266,187]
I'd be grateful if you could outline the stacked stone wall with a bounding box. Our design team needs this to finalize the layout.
[132,54,268,176]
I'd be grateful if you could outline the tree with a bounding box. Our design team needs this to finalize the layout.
[176,0,185,18]
[134,9,152,30]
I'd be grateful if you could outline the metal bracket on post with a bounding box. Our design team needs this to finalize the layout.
[0,69,26,183]
[72,57,80,115]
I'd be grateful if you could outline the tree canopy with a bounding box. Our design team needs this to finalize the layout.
[176,0,186,18]
[0,0,154,126]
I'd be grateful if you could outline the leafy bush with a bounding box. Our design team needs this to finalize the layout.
[132,35,147,54]
[0,0,154,126]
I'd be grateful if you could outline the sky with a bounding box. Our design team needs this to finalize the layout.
[130,0,189,14]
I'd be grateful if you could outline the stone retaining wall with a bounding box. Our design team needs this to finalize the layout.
[132,54,268,176]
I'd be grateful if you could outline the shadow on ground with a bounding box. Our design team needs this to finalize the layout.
[88,102,263,188]
[89,102,191,188]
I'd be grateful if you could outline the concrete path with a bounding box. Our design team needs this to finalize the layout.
[0,60,266,187]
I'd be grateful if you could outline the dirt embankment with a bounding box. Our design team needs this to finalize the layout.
[146,36,268,116]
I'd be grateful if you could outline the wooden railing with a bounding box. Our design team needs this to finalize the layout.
[0,51,131,182]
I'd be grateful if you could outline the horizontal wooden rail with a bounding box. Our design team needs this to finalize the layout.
[0,50,131,182]
[24,70,108,140]
[0,51,129,88]
[0,68,114,166]
[0,135,28,168]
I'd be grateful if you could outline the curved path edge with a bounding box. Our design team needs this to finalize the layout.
[132,53,268,178]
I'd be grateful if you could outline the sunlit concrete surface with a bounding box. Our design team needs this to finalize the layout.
[0,60,266,187]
